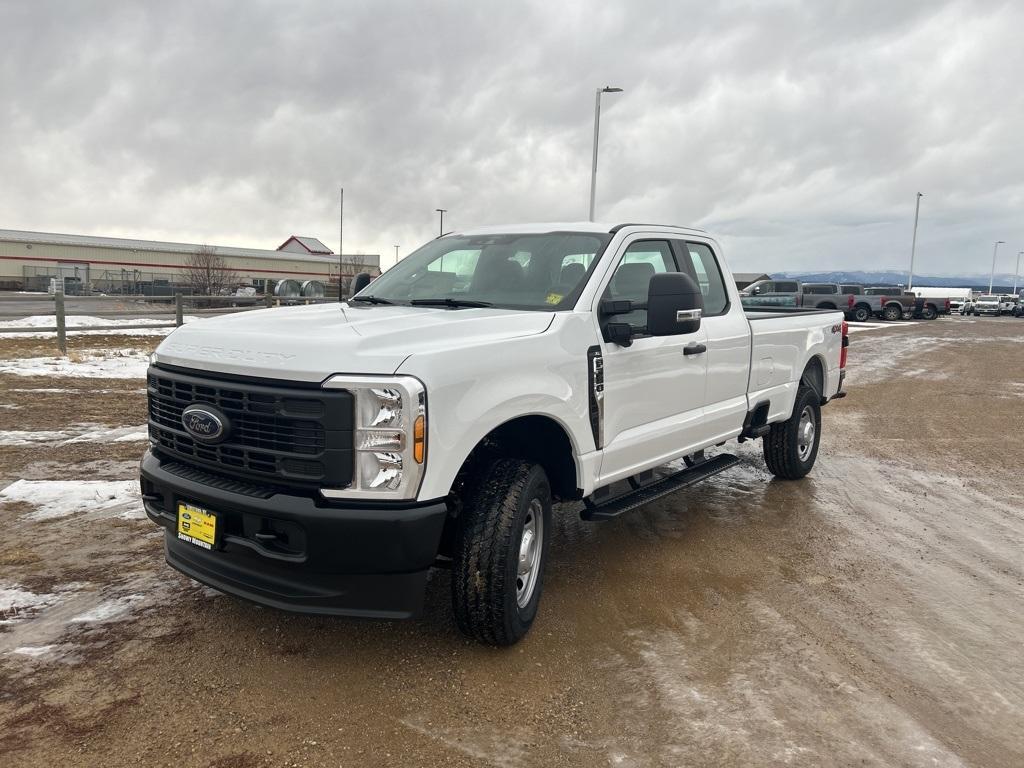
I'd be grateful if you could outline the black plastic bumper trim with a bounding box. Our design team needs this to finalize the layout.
[140,450,448,618]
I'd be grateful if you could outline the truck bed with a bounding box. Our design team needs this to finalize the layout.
[745,307,844,425]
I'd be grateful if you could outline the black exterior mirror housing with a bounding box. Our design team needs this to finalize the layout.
[647,272,704,335]
[352,272,373,294]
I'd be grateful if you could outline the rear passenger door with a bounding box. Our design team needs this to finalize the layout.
[675,240,752,443]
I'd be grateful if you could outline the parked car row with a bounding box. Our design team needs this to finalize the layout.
[740,280,950,322]
[961,294,1023,316]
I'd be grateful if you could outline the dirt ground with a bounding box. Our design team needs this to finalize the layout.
[0,317,1022,767]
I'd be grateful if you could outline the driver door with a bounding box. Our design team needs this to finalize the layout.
[596,238,709,486]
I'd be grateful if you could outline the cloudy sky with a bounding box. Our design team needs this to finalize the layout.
[2,0,1022,275]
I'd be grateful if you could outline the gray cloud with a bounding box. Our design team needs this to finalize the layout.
[1,0,1022,275]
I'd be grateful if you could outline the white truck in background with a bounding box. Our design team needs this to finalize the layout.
[141,222,848,645]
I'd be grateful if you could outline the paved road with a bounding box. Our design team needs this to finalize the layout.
[0,316,1022,767]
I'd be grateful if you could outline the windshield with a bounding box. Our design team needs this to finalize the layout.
[980,296,999,301]
[355,232,612,311]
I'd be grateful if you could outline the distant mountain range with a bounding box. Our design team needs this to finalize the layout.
[772,270,1022,291]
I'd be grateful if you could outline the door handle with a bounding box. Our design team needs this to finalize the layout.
[683,343,707,356]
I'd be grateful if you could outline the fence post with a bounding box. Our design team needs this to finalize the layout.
[175,292,184,326]
[265,291,273,309]
[54,285,68,356]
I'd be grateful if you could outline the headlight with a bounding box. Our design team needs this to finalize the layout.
[320,375,426,500]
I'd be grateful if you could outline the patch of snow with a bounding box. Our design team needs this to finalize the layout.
[0,585,60,624]
[0,314,196,338]
[0,403,20,409]
[12,644,57,657]
[0,479,144,521]
[69,594,145,623]
[0,349,150,379]
[0,424,147,446]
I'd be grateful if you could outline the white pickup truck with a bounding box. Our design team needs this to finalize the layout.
[141,222,848,645]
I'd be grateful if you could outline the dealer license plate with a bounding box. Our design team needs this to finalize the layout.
[177,502,217,550]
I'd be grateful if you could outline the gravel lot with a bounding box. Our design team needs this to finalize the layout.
[1,316,1022,767]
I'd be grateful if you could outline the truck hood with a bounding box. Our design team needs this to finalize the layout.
[154,302,555,382]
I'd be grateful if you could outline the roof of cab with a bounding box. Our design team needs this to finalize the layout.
[452,221,707,237]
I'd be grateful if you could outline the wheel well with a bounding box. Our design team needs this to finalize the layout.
[855,301,871,311]
[456,416,579,503]
[801,356,824,399]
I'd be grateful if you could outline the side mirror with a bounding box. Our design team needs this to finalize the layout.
[647,272,704,335]
[751,285,761,295]
[352,272,373,294]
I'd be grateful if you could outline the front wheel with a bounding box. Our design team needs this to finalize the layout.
[763,386,821,480]
[452,459,551,646]
[883,304,902,321]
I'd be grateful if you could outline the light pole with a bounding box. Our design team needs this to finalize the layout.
[435,208,447,237]
[907,192,922,290]
[1014,250,1023,294]
[394,244,400,263]
[588,86,623,222]
[989,240,1005,294]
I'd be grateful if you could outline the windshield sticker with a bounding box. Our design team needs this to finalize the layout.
[545,293,563,305]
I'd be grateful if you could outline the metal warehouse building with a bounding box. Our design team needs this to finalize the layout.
[0,228,380,295]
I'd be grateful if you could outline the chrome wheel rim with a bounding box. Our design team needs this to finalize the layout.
[516,499,544,609]
[797,405,816,462]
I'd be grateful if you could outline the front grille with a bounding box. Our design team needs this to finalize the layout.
[147,366,354,489]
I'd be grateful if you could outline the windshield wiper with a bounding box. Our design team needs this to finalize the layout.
[349,295,394,305]
[410,298,493,309]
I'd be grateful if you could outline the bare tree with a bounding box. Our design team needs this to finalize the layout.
[341,253,369,298]
[182,245,237,295]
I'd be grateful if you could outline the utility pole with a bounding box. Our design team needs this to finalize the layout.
[588,86,623,221]
[989,240,1005,294]
[907,192,922,290]
[435,208,447,236]
[394,244,399,262]
[338,187,344,302]
[1014,250,1023,294]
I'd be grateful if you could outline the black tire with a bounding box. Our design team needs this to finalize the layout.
[452,459,551,646]
[851,304,870,323]
[763,386,821,480]
[921,304,937,320]
[882,304,902,321]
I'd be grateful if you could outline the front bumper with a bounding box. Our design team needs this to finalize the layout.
[140,450,448,619]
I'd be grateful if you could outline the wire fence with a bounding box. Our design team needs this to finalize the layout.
[0,290,334,355]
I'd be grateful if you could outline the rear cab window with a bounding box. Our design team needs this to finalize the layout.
[679,241,729,316]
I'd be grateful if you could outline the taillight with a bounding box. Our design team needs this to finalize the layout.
[945,299,950,310]
[840,320,849,370]
[847,294,855,309]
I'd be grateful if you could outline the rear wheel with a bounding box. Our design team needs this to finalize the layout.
[763,386,821,480]
[921,304,937,320]
[851,304,870,323]
[883,304,902,321]
[452,459,551,646]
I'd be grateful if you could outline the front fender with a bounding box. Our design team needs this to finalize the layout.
[397,315,597,501]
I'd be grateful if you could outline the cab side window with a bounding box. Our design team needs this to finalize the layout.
[684,242,729,316]
[603,240,676,330]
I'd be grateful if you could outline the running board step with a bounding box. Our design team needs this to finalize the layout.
[580,453,739,521]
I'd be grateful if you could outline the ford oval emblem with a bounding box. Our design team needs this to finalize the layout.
[181,404,228,443]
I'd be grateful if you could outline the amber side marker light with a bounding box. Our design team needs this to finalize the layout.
[413,415,425,464]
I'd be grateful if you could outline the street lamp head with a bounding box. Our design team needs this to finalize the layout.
[601,86,623,93]
[435,208,446,213]
[996,240,1005,245]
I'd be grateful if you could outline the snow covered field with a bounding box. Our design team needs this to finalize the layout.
[0,314,196,338]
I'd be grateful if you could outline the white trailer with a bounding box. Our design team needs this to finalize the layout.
[911,286,972,300]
